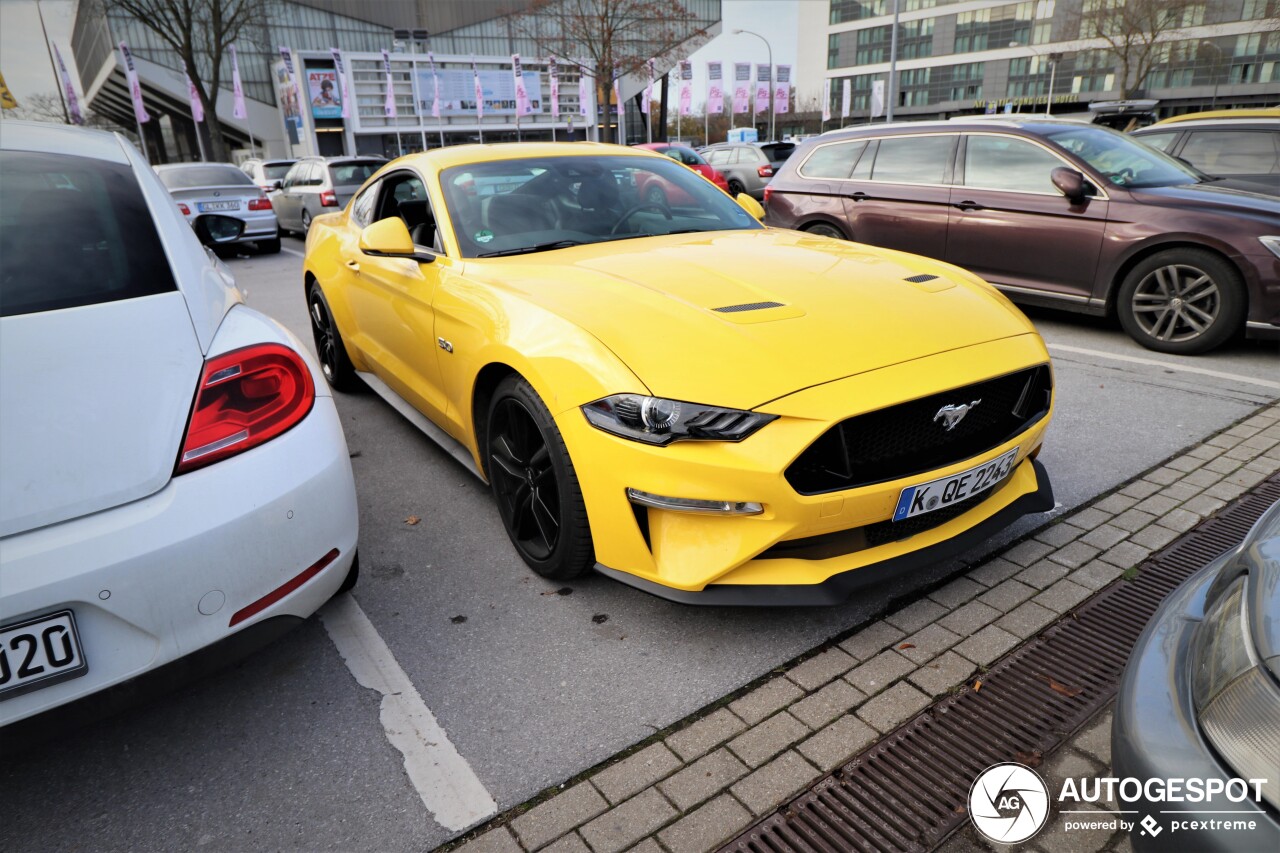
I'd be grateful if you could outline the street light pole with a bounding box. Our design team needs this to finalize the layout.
[887,0,899,121]
[1199,41,1222,109]
[733,28,773,141]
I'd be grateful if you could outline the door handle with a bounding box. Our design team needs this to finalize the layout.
[849,192,870,202]
[345,259,360,273]
[954,200,984,211]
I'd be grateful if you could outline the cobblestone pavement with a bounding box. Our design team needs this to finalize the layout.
[449,402,1280,853]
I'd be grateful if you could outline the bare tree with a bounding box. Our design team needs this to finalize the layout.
[1073,0,1205,99]
[509,0,713,138]
[100,0,270,160]
[6,91,126,132]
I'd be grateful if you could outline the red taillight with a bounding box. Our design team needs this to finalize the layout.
[757,165,773,178]
[176,343,315,474]
[248,196,272,211]
[177,202,191,215]
[763,186,774,206]
[319,190,338,207]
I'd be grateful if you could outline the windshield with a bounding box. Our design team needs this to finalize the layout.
[1041,124,1202,189]
[329,161,382,185]
[157,165,254,189]
[439,154,761,258]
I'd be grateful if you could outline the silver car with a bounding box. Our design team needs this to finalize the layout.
[273,156,384,234]
[699,142,795,200]
[239,157,296,193]
[154,163,280,254]
[1113,497,1280,850]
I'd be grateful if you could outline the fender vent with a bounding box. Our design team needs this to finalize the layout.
[904,274,939,283]
[714,301,786,313]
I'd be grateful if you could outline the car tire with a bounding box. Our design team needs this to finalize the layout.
[485,375,594,581]
[337,551,359,594]
[1116,248,1245,355]
[301,209,313,233]
[307,281,359,392]
[644,185,668,206]
[256,236,282,254]
[804,222,847,241]
[727,179,746,197]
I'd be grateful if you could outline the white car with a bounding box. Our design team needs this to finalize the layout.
[0,121,359,728]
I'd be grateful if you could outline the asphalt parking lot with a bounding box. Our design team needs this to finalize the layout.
[2,235,1277,853]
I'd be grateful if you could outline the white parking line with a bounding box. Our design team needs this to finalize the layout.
[282,246,305,258]
[320,595,498,831]
[1047,343,1280,391]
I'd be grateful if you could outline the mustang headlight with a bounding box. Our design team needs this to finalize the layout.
[1192,578,1280,811]
[582,394,777,446]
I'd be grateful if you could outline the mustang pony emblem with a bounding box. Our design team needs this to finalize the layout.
[934,400,981,431]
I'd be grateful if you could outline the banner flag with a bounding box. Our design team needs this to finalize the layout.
[548,57,560,115]
[754,64,770,114]
[732,62,750,114]
[841,78,852,118]
[642,58,655,115]
[279,46,303,124]
[119,42,150,123]
[678,60,692,116]
[186,73,204,122]
[706,61,723,114]
[51,43,82,124]
[329,48,351,119]
[472,56,484,119]
[870,79,885,118]
[426,52,441,117]
[578,63,590,117]
[230,45,248,119]
[381,49,397,117]
[512,53,532,116]
[822,78,831,122]
[774,64,790,115]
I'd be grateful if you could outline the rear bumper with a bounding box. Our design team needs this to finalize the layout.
[0,396,358,726]
[596,459,1053,605]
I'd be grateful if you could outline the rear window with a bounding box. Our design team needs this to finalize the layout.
[0,150,177,317]
[157,165,253,189]
[329,161,382,185]
[263,162,294,180]
[760,143,796,163]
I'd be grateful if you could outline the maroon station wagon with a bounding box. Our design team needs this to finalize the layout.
[764,118,1280,354]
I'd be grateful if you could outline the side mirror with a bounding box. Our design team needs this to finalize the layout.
[359,217,435,262]
[270,179,284,191]
[736,192,765,221]
[1051,167,1087,203]
[194,214,245,246]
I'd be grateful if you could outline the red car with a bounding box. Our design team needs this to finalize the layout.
[633,143,731,200]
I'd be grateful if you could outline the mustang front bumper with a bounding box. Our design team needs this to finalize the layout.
[557,334,1055,605]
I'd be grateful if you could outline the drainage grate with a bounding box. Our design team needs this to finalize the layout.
[721,474,1280,853]
[714,301,786,313]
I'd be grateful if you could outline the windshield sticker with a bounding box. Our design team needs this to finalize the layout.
[474,229,494,244]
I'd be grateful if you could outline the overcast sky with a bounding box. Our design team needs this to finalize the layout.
[682,0,802,112]
[0,0,78,106]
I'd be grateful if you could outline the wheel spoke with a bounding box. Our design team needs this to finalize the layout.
[1182,281,1218,305]
[1149,306,1174,339]
[490,436,524,477]
[1183,303,1214,328]
[1153,267,1174,297]
[531,489,559,549]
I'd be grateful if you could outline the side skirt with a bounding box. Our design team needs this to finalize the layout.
[356,370,487,482]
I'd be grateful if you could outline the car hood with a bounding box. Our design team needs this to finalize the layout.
[460,229,1037,410]
[1131,182,1280,220]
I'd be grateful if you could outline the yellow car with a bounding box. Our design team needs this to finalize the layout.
[303,143,1055,605]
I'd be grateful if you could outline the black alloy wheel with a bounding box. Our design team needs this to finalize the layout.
[301,209,313,233]
[727,178,746,197]
[307,282,358,391]
[486,376,593,580]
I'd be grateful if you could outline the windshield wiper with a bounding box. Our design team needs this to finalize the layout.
[478,240,582,257]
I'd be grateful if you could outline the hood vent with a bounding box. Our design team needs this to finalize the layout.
[714,301,786,313]
[904,274,939,283]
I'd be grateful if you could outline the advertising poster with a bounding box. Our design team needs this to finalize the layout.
[774,64,791,114]
[754,64,770,114]
[275,61,302,144]
[706,61,723,114]
[416,68,542,116]
[732,62,750,114]
[308,69,341,118]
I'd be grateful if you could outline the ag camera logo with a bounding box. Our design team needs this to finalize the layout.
[969,762,1051,844]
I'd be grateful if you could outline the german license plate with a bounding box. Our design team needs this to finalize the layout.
[892,448,1020,522]
[0,610,87,700]
[198,200,239,212]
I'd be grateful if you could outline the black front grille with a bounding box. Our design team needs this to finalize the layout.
[785,365,1051,495]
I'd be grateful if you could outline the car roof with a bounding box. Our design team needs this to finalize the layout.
[387,141,660,172]
[0,120,131,164]
[152,162,242,171]
[1151,108,1280,125]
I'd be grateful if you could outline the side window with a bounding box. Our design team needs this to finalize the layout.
[283,164,304,188]
[660,149,683,163]
[706,149,729,165]
[851,140,876,180]
[870,135,954,184]
[380,172,437,250]
[680,149,701,165]
[1136,132,1179,153]
[964,135,1064,194]
[1181,131,1280,175]
[350,183,378,228]
[309,164,326,186]
[799,141,868,179]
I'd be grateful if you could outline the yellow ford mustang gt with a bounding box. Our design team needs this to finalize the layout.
[303,142,1055,605]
